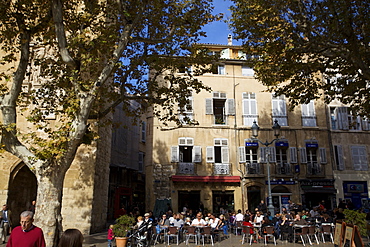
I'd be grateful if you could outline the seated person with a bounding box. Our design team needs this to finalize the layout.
[217,214,228,235]
[158,214,170,226]
[191,213,206,226]
[293,213,307,225]
[253,211,264,225]
[321,214,333,224]
[209,213,220,230]
[173,213,184,228]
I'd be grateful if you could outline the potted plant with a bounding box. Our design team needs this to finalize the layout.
[113,214,136,247]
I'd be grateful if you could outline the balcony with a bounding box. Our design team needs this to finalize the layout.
[306,162,325,177]
[276,163,293,176]
[244,163,264,178]
[214,163,231,175]
[177,162,195,175]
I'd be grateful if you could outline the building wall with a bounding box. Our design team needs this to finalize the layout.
[145,44,338,215]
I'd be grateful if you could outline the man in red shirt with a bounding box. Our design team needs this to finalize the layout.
[6,211,45,247]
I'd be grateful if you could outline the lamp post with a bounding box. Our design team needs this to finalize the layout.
[251,120,281,216]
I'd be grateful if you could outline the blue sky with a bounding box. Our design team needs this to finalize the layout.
[198,0,242,45]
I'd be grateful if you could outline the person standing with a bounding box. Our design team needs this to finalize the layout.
[107,225,114,247]
[6,211,45,247]
[0,204,12,244]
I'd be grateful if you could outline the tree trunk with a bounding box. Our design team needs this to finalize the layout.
[34,167,66,247]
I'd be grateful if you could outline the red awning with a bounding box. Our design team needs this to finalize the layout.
[171,175,240,183]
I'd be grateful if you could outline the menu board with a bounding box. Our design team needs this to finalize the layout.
[334,222,344,247]
[343,224,353,247]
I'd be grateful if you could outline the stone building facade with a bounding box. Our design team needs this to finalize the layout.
[144,40,370,216]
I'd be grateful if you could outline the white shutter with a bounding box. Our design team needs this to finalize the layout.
[299,147,307,163]
[289,147,297,163]
[259,147,267,163]
[362,117,369,130]
[221,147,229,163]
[206,146,214,163]
[221,48,230,59]
[269,146,276,163]
[239,146,246,163]
[337,107,349,130]
[226,98,235,115]
[205,98,213,115]
[171,146,179,162]
[351,146,368,171]
[192,146,202,163]
[335,145,345,170]
[319,148,327,164]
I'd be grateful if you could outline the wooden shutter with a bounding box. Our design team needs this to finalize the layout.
[289,147,297,163]
[299,147,307,163]
[206,146,214,163]
[221,147,229,163]
[226,98,235,115]
[239,147,246,163]
[259,147,267,163]
[269,146,277,163]
[334,145,345,170]
[319,148,327,164]
[171,146,179,162]
[205,98,213,115]
[192,146,202,163]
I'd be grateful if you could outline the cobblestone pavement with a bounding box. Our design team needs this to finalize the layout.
[0,230,367,246]
[81,231,369,247]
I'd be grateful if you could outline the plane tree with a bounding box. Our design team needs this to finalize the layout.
[230,0,370,115]
[0,0,218,245]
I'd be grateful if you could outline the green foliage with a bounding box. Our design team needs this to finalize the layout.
[230,0,370,116]
[343,209,367,237]
[113,215,136,238]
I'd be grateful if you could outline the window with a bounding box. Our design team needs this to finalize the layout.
[242,65,254,76]
[205,92,235,125]
[300,142,325,175]
[334,145,345,170]
[272,94,288,126]
[206,139,229,163]
[171,137,201,163]
[301,101,316,127]
[242,92,258,126]
[179,94,193,124]
[276,146,291,175]
[330,106,367,131]
[238,142,260,174]
[351,145,368,171]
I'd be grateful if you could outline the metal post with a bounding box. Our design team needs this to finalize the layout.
[266,149,274,215]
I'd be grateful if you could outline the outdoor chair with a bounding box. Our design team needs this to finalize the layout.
[242,225,253,245]
[263,226,276,245]
[201,226,214,246]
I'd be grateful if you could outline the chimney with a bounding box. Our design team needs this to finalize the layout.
[227,34,232,45]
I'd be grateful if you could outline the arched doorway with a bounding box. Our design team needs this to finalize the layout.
[8,163,37,227]
[271,185,292,213]
[247,186,261,211]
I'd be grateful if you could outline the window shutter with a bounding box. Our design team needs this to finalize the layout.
[319,148,327,164]
[226,99,235,115]
[138,152,144,172]
[259,147,267,163]
[335,145,345,170]
[206,146,214,163]
[239,147,246,163]
[171,146,179,162]
[289,147,297,163]
[141,122,146,142]
[362,117,369,130]
[205,98,213,115]
[269,146,276,163]
[299,147,307,163]
[221,147,229,163]
[192,146,202,163]
[337,107,349,130]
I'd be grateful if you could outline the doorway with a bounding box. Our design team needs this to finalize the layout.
[247,186,261,211]
[178,191,200,213]
[212,191,234,214]
[8,163,37,227]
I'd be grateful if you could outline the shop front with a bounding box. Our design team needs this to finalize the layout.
[300,179,337,210]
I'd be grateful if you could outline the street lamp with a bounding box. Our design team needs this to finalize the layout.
[251,120,281,216]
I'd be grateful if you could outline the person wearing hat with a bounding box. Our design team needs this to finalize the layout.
[143,213,153,242]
